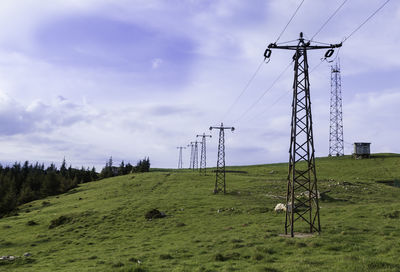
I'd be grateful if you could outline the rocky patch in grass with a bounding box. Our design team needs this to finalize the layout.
[26,220,38,226]
[145,209,166,220]
[376,179,400,188]
[0,253,34,265]
[49,215,72,229]
[159,254,173,260]
[383,210,400,219]
[214,252,241,262]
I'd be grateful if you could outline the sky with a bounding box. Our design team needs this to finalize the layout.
[0,0,399,170]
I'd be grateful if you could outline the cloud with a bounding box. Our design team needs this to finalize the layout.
[0,91,98,136]
[152,58,163,69]
[0,0,399,169]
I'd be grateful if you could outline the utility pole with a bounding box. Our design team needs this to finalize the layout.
[176,146,186,169]
[266,32,342,237]
[190,141,200,170]
[329,59,344,157]
[209,123,235,194]
[196,133,212,175]
[187,143,194,170]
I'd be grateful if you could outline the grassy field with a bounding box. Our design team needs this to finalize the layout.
[1,153,400,271]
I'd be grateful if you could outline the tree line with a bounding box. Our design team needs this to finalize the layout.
[99,157,150,179]
[0,157,150,218]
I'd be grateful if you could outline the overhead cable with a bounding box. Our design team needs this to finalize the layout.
[342,0,391,43]
[275,0,306,43]
[220,59,265,121]
[233,60,293,124]
[219,0,306,122]
[310,0,349,41]
[242,57,327,124]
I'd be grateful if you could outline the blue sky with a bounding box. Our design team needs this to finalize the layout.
[0,0,399,170]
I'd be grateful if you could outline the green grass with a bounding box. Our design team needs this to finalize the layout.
[1,153,400,271]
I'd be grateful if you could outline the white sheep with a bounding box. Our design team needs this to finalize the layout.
[274,203,286,212]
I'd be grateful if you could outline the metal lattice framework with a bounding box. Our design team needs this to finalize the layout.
[187,143,194,169]
[197,133,212,175]
[176,146,186,169]
[329,60,344,157]
[191,141,200,170]
[267,32,341,236]
[210,123,235,194]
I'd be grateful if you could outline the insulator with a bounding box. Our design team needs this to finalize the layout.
[264,48,272,59]
[231,127,235,132]
[325,49,334,58]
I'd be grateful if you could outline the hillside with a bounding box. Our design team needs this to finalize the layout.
[1,154,400,271]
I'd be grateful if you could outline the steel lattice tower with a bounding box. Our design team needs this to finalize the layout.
[190,141,200,170]
[197,133,212,175]
[187,143,194,169]
[267,32,342,236]
[210,123,235,194]
[176,146,186,169]
[329,60,344,157]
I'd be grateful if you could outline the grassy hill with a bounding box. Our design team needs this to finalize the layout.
[1,153,400,271]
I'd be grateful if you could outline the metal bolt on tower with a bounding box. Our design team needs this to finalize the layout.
[176,146,186,169]
[210,123,235,194]
[266,32,342,236]
[197,133,212,175]
[329,60,344,157]
[190,141,200,170]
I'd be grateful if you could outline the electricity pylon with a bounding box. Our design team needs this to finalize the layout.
[187,143,194,169]
[266,32,342,237]
[190,141,200,170]
[329,60,344,157]
[196,133,212,175]
[176,146,186,169]
[209,123,235,194]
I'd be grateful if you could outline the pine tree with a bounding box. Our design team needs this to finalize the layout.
[60,158,67,177]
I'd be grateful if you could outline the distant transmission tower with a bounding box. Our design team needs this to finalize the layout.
[187,143,194,169]
[210,123,235,194]
[190,141,200,170]
[197,133,212,175]
[329,60,344,157]
[266,32,342,236]
[176,146,186,169]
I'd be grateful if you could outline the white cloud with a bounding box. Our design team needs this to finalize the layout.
[151,58,163,69]
[0,0,399,169]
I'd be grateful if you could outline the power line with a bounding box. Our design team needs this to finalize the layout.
[219,0,305,122]
[220,59,265,121]
[310,58,325,73]
[244,89,291,124]
[242,57,327,124]
[275,0,306,43]
[232,60,293,124]
[342,0,391,43]
[310,0,349,41]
